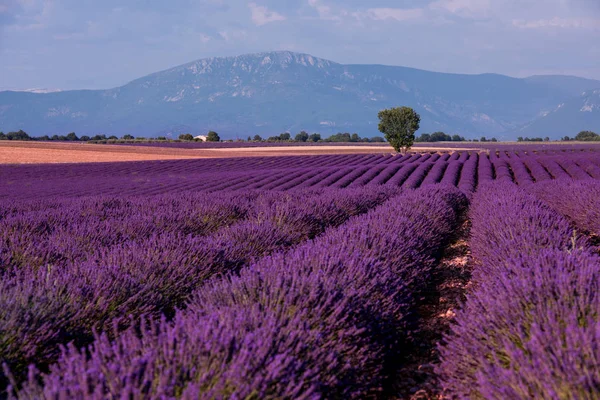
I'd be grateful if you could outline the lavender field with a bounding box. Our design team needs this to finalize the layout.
[1,146,600,399]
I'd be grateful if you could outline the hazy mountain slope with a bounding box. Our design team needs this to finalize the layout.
[1,51,599,139]
[524,75,600,97]
[515,89,600,136]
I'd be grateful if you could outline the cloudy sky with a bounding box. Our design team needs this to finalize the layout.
[1,0,599,90]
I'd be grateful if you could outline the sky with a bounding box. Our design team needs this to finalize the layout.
[1,0,599,91]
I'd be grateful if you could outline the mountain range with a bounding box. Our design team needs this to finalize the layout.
[1,51,599,139]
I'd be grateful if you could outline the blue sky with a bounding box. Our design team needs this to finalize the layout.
[1,0,599,90]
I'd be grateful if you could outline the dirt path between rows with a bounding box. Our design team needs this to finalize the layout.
[394,218,473,399]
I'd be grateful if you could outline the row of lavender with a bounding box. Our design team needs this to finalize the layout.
[438,180,600,398]
[3,150,600,200]
[0,187,396,390]
[2,153,600,397]
[9,185,468,398]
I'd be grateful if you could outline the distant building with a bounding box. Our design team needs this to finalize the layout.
[194,135,208,142]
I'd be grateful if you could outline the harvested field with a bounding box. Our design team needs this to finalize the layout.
[0,141,493,165]
[0,141,402,164]
[206,145,476,153]
[0,141,205,164]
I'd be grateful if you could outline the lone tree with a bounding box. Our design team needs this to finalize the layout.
[207,131,220,142]
[178,133,194,141]
[377,107,420,153]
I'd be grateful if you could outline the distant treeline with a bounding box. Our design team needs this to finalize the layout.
[2,129,598,143]
[246,131,385,143]
[0,130,117,142]
[516,131,600,142]
[517,136,551,142]
[415,132,497,143]
[560,131,600,142]
[0,130,385,144]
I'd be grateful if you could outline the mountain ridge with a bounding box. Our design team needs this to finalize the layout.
[1,51,599,139]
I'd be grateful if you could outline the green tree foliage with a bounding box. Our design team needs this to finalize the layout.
[378,107,420,153]
[268,133,291,141]
[80,135,90,141]
[1,130,32,141]
[416,131,460,143]
[206,131,220,142]
[575,130,599,141]
[308,133,321,142]
[253,135,263,141]
[295,131,309,142]
[518,137,544,142]
[65,132,79,141]
[326,133,353,142]
[321,132,382,143]
[415,133,431,143]
[178,134,194,141]
[122,134,135,140]
[431,132,452,142]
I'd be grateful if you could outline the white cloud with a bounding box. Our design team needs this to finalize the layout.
[219,29,248,42]
[429,0,492,19]
[363,8,424,22]
[307,0,341,21]
[513,17,600,30]
[248,2,285,26]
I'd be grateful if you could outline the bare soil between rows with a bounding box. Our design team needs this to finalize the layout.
[394,218,473,399]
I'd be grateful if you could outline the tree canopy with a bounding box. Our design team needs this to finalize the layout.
[0,130,32,141]
[206,131,220,142]
[295,131,309,142]
[308,133,321,142]
[575,131,599,141]
[377,107,420,153]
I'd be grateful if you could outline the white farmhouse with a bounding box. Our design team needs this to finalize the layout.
[194,135,208,142]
